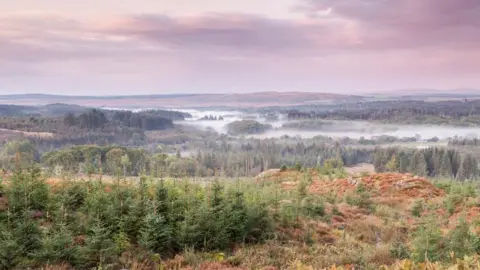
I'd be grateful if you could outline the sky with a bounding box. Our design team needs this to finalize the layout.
[1,0,480,95]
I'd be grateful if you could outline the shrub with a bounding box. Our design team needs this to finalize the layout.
[390,242,410,260]
[295,163,302,172]
[444,194,463,216]
[410,200,424,217]
[302,196,326,218]
[345,186,374,212]
[446,218,480,258]
[411,218,445,262]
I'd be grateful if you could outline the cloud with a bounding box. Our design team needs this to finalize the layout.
[0,2,479,93]
[2,1,480,63]
[100,13,348,58]
[299,0,480,50]
[0,13,169,63]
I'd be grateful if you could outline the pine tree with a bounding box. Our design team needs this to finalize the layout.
[140,214,174,255]
[78,221,115,268]
[446,218,479,258]
[398,151,410,173]
[411,151,428,177]
[451,151,462,177]
[411,218,445,262]
[423,148,435,176]
[467,154,479,180]
[386,155,399,172]
[0,224,22,269]
[34,224,76,265]
[225,190,248,244]
[457,157,468,181]
[373,149,386,172]
[439,150,453,178]
[433,148,444,176]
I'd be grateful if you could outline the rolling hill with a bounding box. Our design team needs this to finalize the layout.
[0,92,363,108]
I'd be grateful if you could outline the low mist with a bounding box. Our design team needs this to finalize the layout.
[175,109,480,141]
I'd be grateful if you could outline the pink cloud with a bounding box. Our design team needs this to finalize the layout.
[3,3,479,63]
[102,14,345,58]
[0,1,479,93]
[301,0,480,50]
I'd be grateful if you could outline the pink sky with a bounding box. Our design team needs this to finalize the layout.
[1,0,479,95]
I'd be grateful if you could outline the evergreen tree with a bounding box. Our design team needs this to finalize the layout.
[433,148,444,176]
[0,226,22,269]
[411,151,428,177]
[385,154,399,172]
[439,150,453,178]
[77,221,115,268]
[457,157,468,181]
[398,151,410,173]
[423,148,435,176]
[446,218,480,258]
[451,150,462,177]
[373,149,386,172]
[412,218,445,262]
[34,225,76,265]
[467,154,479,180]
[140,214,174,255]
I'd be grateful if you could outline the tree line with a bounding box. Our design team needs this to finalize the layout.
[64,109,178,131]
[448,137,480,147]
[3,139,374,178]
[374,147,479,180]
[286,100,480,126]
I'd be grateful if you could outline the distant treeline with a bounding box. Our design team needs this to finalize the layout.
[374,147,479,180]
[448,137,480,147]
[286,100,480,126]
[64,110,177,131]
[0,107,192,151]
[3,139,374,177]
[4,138,479,181]
[226,120,272,135]
[0,103,192,119]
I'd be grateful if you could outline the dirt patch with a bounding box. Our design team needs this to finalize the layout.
[309,173,444,199]
[345,163,375,176]
[255,169,280,180]
[447,206,480,228]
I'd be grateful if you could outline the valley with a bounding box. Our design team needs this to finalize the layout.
[1,93,480,269]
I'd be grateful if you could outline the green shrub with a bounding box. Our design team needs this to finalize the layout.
[390,242,410,260]
[302,196,326,218]
[295,163,302,172]
[345,185,374,212]
[410,200,424,217]
[446,218,480,258]
[444,194,463,216]
[411,218,445,262]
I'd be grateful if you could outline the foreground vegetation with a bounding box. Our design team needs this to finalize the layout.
[2,163,480,269]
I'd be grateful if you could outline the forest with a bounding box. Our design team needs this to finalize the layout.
[226,120,272,135]
[0,106,192,152]
[286,99,480,126]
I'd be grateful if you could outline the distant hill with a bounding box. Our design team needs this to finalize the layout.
[0,92,363,108]
[370,88,480,99]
